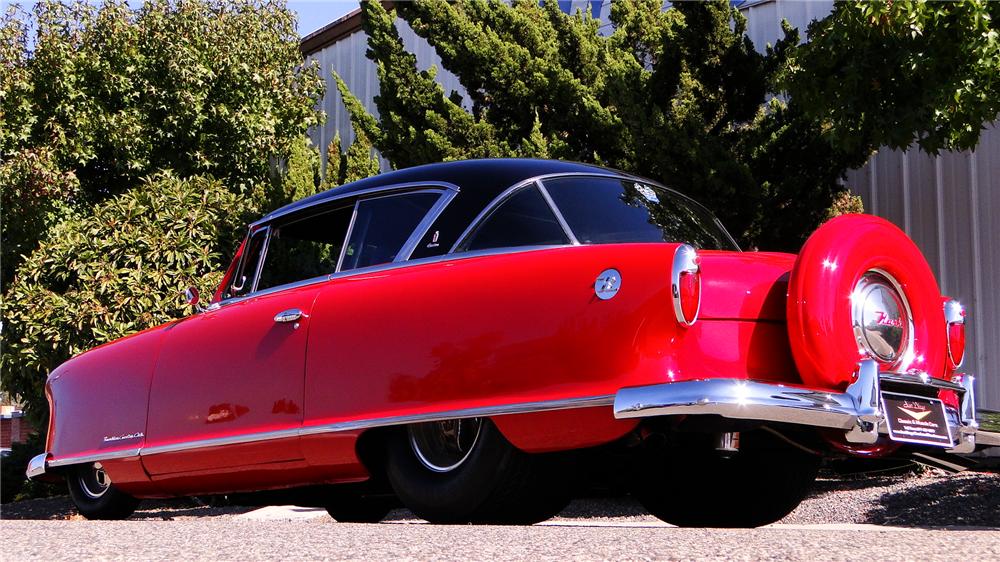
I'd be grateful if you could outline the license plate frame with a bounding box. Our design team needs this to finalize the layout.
[881,392,953,448]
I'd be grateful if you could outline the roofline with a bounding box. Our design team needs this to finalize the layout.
[300,1,395,56]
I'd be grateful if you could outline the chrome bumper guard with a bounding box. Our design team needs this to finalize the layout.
[26,453,49,481]
[614,360,1000,454]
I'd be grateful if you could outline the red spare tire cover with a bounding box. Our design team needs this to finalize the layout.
[787,214,946,390]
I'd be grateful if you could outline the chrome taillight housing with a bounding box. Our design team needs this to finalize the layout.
[944,299,966,368]
[671,244,701,327]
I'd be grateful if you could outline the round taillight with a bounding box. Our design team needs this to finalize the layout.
[671,244,701,327]
[851,271,912,364]
[944,299,965,368]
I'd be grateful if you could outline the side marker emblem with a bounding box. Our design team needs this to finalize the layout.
[595,269,622,300]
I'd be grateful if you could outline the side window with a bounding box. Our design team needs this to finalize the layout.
[256,205,354,291]
[225,228,267,299]
[461,185,569,252]
[340,192,439,271]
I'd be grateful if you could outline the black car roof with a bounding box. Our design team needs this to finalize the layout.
[263,158,626,222]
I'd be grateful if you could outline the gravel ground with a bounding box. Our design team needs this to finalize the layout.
[3,519,1000,561]
[3,468,998,527]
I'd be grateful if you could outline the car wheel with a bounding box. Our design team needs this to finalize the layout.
[325,494,394,523]
[385,417,569,524]
[631,430,819,528]
[66,462,140,520]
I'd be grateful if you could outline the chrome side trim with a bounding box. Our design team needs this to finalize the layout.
[251,181,461,228]
[298,394,615,436]
[46,448,141,468]
[47,394,615,466]
[141,428,302,457]
[535,180,580,246]
[26,453,48,480]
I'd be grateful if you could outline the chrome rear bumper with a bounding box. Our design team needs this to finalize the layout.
[614,360,1000,454]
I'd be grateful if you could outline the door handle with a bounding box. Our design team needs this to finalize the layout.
[273,308,304,324]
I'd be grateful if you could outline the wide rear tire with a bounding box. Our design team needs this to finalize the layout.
[325,494,394,523]
[385,418,569,524]
[631,430,819,528]
[67,462,140,520]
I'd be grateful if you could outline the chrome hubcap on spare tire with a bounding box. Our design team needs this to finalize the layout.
[78,462,111,499]
[408,417,484,473]
[852,271,912,364]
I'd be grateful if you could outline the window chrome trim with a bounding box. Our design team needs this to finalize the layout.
[216,183,457,308]
[251,181,461,229]
[212,245,576,309]
[397,189,459,261]
[335,200,361,273]
[535,180,580,246]
[44,395,615,466]
[250,226,273,293]
[449,171,739,254]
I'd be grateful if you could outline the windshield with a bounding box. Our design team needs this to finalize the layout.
[541,176,739,251]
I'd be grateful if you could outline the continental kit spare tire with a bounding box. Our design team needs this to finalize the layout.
[786,214,947,389]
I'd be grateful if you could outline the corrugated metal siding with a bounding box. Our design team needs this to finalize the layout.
[744,0,1000,411]
[307,20,468,171]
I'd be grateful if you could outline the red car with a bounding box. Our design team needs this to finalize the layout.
[27,159,996,526]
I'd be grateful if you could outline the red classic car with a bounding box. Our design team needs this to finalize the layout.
[27,159,997,526]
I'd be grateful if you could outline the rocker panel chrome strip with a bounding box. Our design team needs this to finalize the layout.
[42,395,616,468]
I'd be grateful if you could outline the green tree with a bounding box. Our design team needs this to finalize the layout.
[0,0,324,286]
[336,0,862,251]
[786,0,1000,155]
[325,132,344,187]
[1,174,253,423]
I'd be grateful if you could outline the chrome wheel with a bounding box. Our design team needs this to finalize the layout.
[77,462,111,499]
[408,417,484,473]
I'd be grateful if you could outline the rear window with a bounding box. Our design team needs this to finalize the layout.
[542,176,737,250]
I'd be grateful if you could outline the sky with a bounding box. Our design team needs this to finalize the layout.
[9,1,363,40]
[288,1,359,37]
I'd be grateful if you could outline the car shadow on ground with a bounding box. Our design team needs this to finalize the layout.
[0,496,255,521]
[864,475,1000,527]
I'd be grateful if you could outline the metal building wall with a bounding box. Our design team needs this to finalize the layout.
[307,20,467,171]
[741,0,1000,412]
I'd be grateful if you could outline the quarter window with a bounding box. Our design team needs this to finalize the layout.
[340,192,439,271]
[225,228,267,299]
[461,185,570,252]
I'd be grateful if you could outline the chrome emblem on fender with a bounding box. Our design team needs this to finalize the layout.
[595,269,622,300]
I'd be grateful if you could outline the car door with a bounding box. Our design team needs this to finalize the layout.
[142,203,354,475]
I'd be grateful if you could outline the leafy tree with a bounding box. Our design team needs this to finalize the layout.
[341,131,382,185]
[1,174,253,423]
[0,0,324,286]
[786,0,1000,155]
[335,0,863,250]
[325,132,344,187]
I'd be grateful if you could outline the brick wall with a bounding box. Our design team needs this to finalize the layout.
[0,413,35,448]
